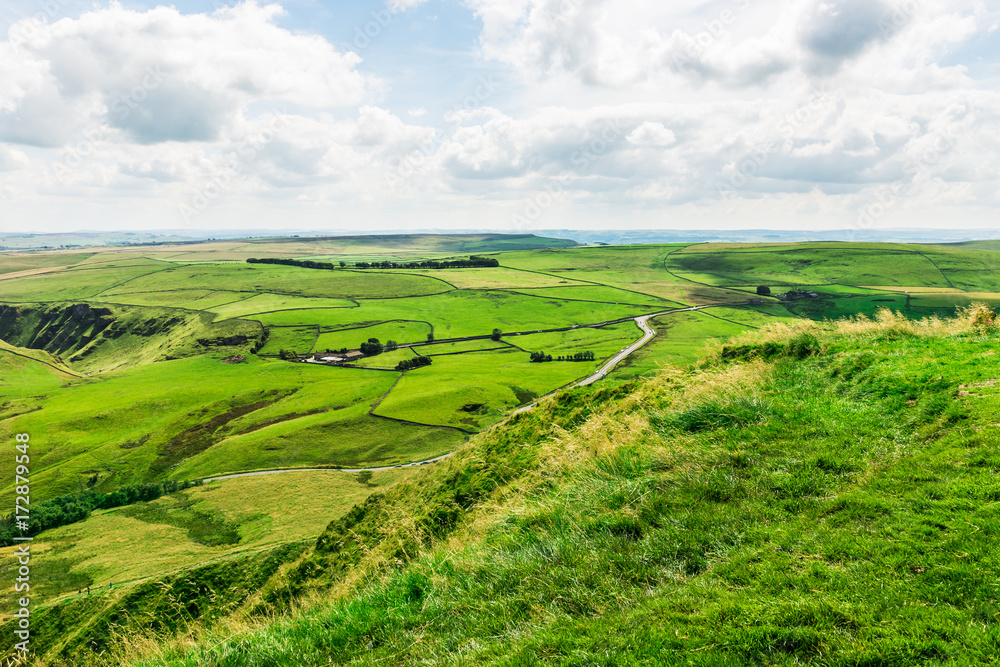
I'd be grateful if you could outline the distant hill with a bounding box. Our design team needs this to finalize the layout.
[0,231,579,251]
[246,233,579,252]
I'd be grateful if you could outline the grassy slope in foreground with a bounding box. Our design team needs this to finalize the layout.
[97,305,1000,667]
[0,469,413,619]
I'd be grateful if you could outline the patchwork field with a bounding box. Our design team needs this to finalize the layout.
[2,233,999,653]
[3,237,999,493]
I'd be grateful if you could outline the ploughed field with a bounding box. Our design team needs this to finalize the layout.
[1,234,999,635]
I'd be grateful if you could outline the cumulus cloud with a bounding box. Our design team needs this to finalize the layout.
[626,121,676,147]
[0,2,369,146]
[800,0,893,66]
[464,0,986,90]
[0,144,29,171]
[0,0,998,231]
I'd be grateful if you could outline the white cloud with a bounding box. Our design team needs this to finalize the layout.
[387,0,430,12]
[627,122,676,147]
[0,2,369,146]
[464,0,988,92]
[0,144,29,171]
[1,0,999,232]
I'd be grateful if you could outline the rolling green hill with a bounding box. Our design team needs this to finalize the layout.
[2,236,1000,665]
[3,305,998,665]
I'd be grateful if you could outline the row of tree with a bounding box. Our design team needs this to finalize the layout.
[0,478,205,546]
[529,351,596,363]
[247,256,501,271]
[396,355,432,372]
[247,257,346,270]
[355,256,500,269]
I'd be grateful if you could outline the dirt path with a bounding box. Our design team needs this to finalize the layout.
[0,265,71,281]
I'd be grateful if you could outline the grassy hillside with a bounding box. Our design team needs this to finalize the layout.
[0,469,413,619]
[5,304,992,665]
[3,238,1000,665]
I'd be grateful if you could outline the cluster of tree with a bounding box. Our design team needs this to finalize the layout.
[324,348,349,355]
[354,256,500,270]
[359,338,384,356]
[396,355,432,372]
[246,257,347,270]
[386,340,398,351]
[530,350,596,363]
[0,479,205,546]
[756,286,771,296]
[279,349,298,360]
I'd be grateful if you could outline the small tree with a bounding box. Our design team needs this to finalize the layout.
[756,286,771,296]
[359,339,384,356]
[279,349,297,361]
[491,328,502,342]
[339,261,346,268]
[386,340,398,351]
[396,355,432,372]
[427,333,434,342]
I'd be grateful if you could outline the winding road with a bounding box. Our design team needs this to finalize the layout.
[205,304,724,482]
[512,305,708,413]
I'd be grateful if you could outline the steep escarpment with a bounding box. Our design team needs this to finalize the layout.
[0,302,264,371]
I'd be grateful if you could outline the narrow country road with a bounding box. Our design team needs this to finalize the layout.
[575,308,690,386]
[512,305,707,413]
[206,303,727,482]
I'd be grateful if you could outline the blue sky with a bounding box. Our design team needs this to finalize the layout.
[0,0,998,233]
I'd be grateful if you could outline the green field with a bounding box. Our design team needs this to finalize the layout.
[2,234,1000,662]
[373,348,587,430]
[0,263,169,301]
[0,251,95,275]
[314,321,432,352]
[667,245,951,287]
[0,468,413,618]
[99,263,452,299]
[252,290,655,337]
[505,322,639,359]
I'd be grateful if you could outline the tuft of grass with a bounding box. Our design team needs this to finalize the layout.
[653,394,772,432]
